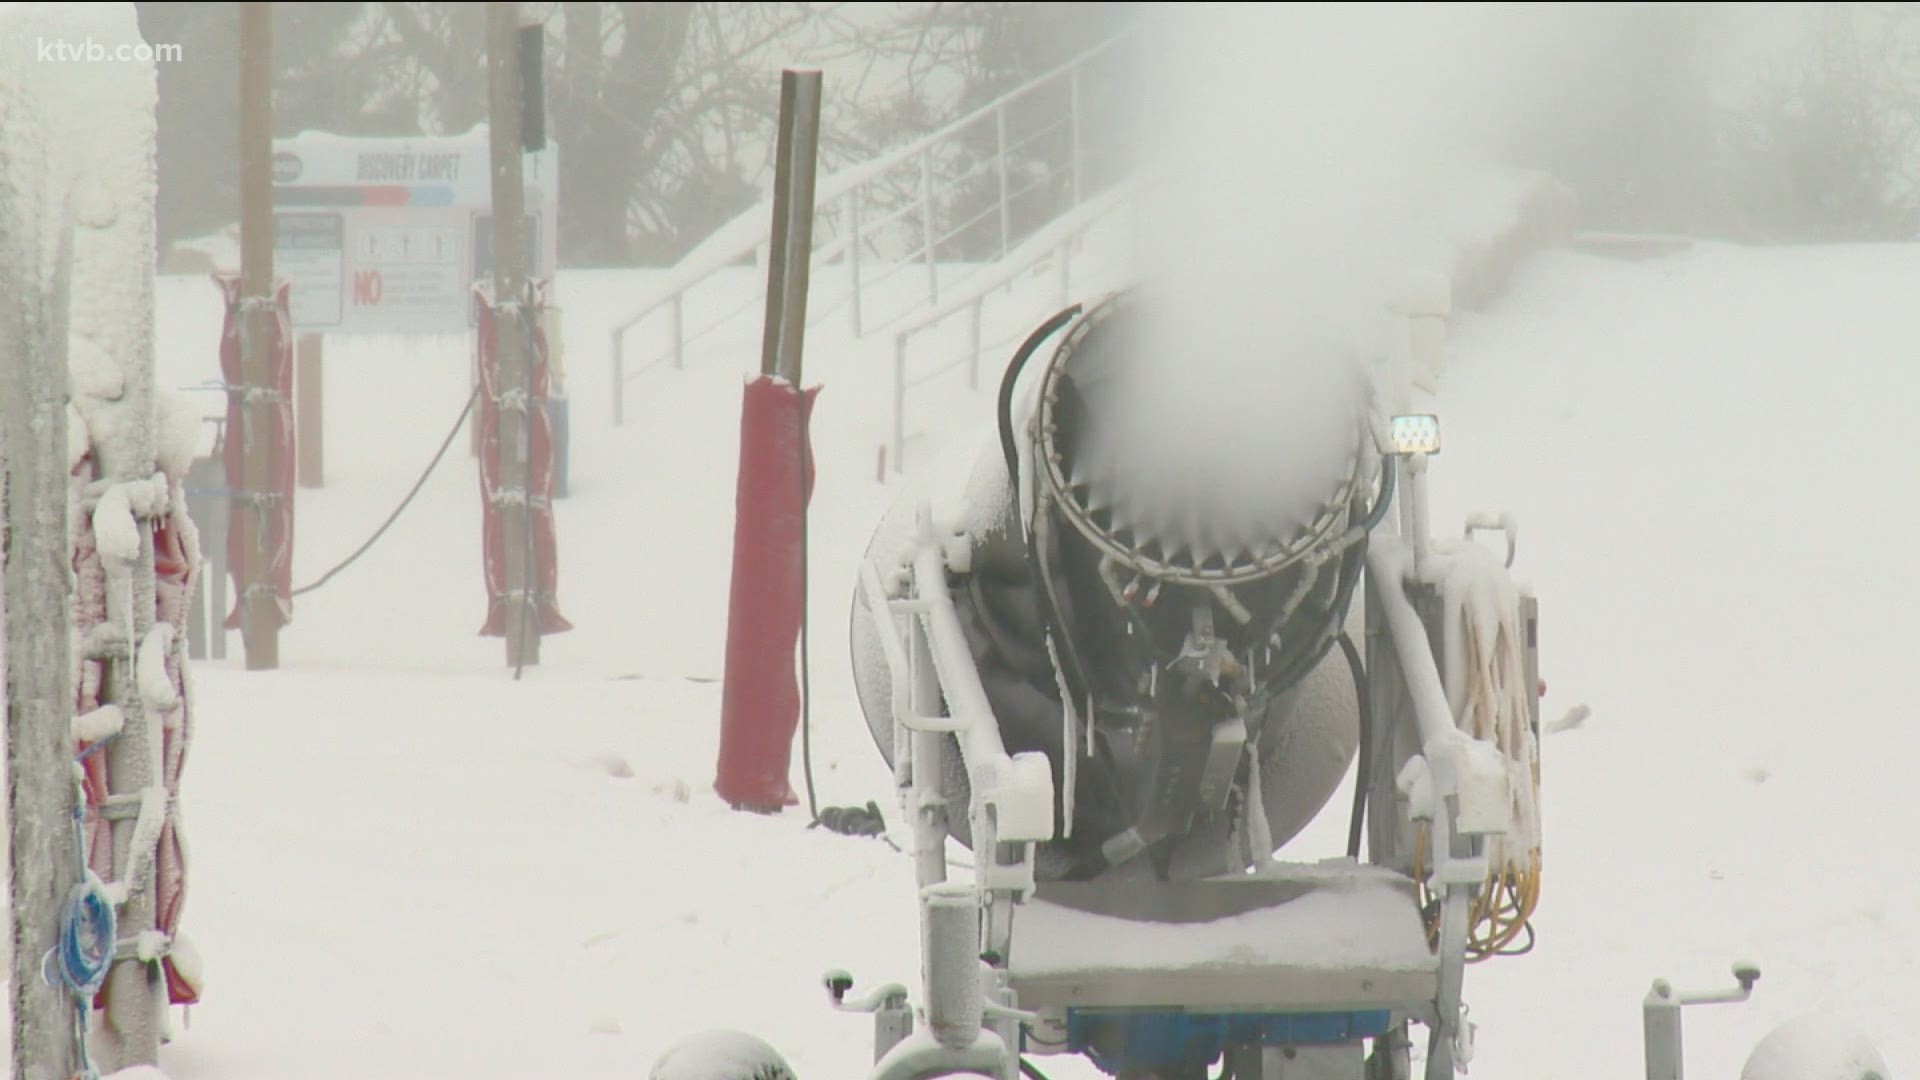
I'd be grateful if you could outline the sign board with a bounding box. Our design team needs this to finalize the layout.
[271,127,559,334]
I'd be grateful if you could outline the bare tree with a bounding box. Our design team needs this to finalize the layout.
[141,2,1132,266]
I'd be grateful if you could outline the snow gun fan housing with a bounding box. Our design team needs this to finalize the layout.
[852,290,1389,882]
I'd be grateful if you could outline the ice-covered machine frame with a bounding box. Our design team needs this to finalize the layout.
[828,404,1538,1080]
[822,332,1781,1080]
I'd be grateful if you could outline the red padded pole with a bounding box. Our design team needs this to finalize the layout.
[715,375,819,810]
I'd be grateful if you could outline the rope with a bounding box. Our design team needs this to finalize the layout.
[290,384,480,598]
[53,872,115,999]
[47,796,114,1078]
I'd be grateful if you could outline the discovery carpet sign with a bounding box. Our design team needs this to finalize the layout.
[270,127,558,335]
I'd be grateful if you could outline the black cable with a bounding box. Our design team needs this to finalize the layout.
[997,304,1082,482]
[1360,455,1396,533]
[1336,458,1393,857]
[794,386,892,841]
[290,383,480,598]
[1339,630,1371,860]
[1018,1059,1053,1080]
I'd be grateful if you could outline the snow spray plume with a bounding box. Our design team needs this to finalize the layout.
[1110,5,1649,549]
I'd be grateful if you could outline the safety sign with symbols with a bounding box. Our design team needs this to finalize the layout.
[271,127,559,334]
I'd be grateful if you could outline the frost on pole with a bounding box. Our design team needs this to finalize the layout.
[2,8,82,1077]
[1,5,195,1073]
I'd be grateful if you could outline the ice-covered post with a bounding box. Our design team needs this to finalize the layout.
[488,0,538,668]
[716,69,823,811]
[0,19,80,1074]
[60,9,169,1067]
[238,0,280,669]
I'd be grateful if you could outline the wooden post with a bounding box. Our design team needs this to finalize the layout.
[488,2,538,668]
[296,332,323,487]
[2,160,79,1080]
[238,1,279,670]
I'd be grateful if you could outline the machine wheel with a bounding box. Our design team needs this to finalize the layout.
[1742,1015,1888,1080]
[650,1030,797,1080]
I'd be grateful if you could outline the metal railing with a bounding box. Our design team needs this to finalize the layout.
[608,34,1132,424]
[885,185,1134,472]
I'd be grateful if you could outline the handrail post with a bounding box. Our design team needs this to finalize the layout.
[920,147,939,307]
[1068,63,1085,207]
[670,292,684,369]
[612,329,625,426]
[995,104,1011,258]
[1056,238,1072,307]
[967,299,983,390]
[846,190,864,337]
[894,334,908,473]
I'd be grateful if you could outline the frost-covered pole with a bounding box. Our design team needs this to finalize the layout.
[488,1,538,667]
[87,17,166,1068]
[0,29,80,1073]
[238,0,280,669]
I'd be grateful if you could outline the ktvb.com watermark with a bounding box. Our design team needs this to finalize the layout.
[38,37,183,64]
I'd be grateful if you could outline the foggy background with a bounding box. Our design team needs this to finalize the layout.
[8,4,1908,1077]
[138,2,1920,276]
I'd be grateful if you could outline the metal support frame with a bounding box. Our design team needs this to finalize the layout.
[840,506,1056,1080]
[1642,965,1760,1080]
[1364,438,1505,1080]
[835,484,1503,1080]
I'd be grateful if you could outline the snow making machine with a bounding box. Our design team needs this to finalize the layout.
[830,290,1543,1080]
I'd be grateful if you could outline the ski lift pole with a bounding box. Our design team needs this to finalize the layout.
[488,1,537,668]
[238,0,279,670]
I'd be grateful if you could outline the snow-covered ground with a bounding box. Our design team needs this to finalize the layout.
[127,236,1920,1080]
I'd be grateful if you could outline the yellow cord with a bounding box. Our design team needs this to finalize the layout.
[1413,826,1542,962]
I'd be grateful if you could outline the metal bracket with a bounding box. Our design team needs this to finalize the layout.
[1643,962,1760,1080]
[1463,512,1518,568]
